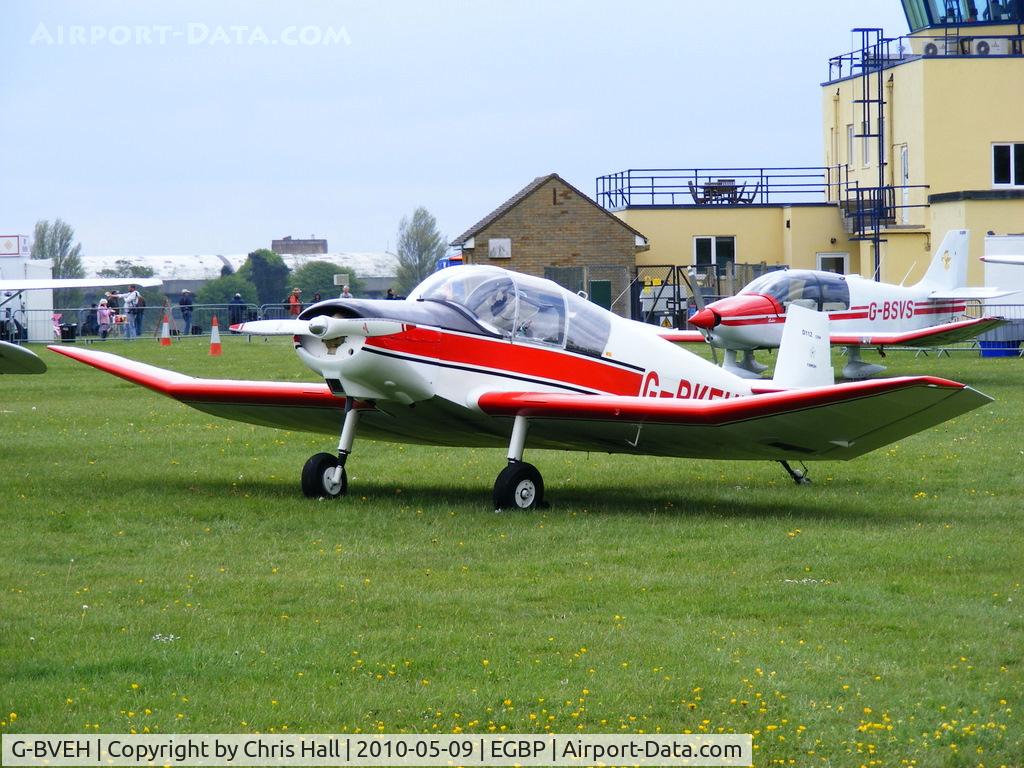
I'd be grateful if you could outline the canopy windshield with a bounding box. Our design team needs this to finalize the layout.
[741,270,850,311]
[415,266,610,353]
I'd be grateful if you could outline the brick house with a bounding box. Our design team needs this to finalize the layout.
[451,173,648,317]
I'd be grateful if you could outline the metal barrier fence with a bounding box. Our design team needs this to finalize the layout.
[2,303,261,343]
[5,301,1024,358]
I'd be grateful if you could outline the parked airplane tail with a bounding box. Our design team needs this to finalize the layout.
[770,303,834,389]
[913,229,969,292]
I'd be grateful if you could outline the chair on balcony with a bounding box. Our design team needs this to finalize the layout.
[739,182,761,204]
[687,181,708,205]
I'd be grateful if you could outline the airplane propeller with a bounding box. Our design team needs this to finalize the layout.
[681,267,717,364]
[232,316,405,339]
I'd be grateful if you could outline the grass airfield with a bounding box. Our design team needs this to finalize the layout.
[1,336,1021,766]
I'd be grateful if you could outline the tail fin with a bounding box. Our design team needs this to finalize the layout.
[913,229,969,291]
[771,303,834,389]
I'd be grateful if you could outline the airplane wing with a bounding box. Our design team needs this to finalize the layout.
[980,255,1024,265]
[829,317,1006,347]
[0,277,162,291]
[1,341,47,374]
[476,377,990,461]
[48,345,349,433]
[655,329,707,343]
[49,345,990,463]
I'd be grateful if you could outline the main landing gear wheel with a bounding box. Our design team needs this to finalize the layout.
[302,452,348,498]
[493,461,544,510]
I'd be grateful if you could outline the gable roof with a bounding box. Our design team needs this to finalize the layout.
[451,173,647,246]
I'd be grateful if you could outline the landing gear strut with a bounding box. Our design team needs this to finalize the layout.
[779,460,811,485]
[493,415,545,510]
[302,397,359,498]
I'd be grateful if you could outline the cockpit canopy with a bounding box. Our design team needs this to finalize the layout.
[741,270,851,312]
[412,265,611,356]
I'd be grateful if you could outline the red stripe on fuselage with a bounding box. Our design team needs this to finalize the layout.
[365,328,644,395]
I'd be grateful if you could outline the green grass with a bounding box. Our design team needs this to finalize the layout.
[2,337,1021,766]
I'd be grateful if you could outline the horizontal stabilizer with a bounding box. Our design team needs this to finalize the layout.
[928,287,1015,300]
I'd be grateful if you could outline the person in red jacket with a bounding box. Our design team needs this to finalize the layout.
[287,287,303,316]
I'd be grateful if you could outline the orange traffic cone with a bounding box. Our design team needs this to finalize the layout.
[209,314,222,356]
[159,312,172,346]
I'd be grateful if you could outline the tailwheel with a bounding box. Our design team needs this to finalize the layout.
[302,452,348,498]
[493,461,544,510]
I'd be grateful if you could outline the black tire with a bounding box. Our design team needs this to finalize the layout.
[301,452,347,498]
[493,462,544,510]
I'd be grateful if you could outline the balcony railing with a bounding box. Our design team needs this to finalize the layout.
[827,31,1024,82]
[595,167,844,210]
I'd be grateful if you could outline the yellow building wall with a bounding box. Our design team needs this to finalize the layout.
[921,58,1024,194]
[618,206,846,270]
[783,206,852,270]
[821,50,1024,286]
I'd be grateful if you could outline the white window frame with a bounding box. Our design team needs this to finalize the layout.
[846,124,854,165]
[693,236,736,269]
[992,142,1024,187]
[816,252,849,274]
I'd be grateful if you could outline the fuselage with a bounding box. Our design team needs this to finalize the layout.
[286,267,753,450]
[691,270,966,350]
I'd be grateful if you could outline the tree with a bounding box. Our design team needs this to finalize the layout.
[196,273,258,306]
[291,260,364,298]
[395,207,446,294]
[32,218,85,308]
[96,259,156,279]
[237,249,290,305]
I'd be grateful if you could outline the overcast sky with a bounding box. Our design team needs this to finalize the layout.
[0,0,909,257]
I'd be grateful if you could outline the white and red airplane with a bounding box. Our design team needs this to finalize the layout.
[675,230,1008,379]
[49,265,990,509]
[1,276,162,374]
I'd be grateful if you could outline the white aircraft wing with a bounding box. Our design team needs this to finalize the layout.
[49,345,989,462]
[0,277,162,291]
[829,316,1005,347]
[0,341,47,374]
[980,255,1024,265]
[475,378,989,461]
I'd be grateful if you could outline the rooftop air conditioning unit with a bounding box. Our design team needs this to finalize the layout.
[922,39,958,56]
[953,37,1008,55]
[970,38,1007,55]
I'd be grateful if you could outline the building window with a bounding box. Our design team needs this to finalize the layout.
[846,124,854,164]
[817,252,849,274]
[993,143,1024,187]
[694,236,735,275]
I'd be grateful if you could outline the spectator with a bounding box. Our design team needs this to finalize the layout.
[385,288,398,300]
[311,291,322,304]
[340,285,353,299]
[179,289,194,335]
[287,287,303,316]
[97,299,113,340]
[133,287,146,336]
[118,285,140,339]
[80,304,99,336]
[228,292,245,331]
